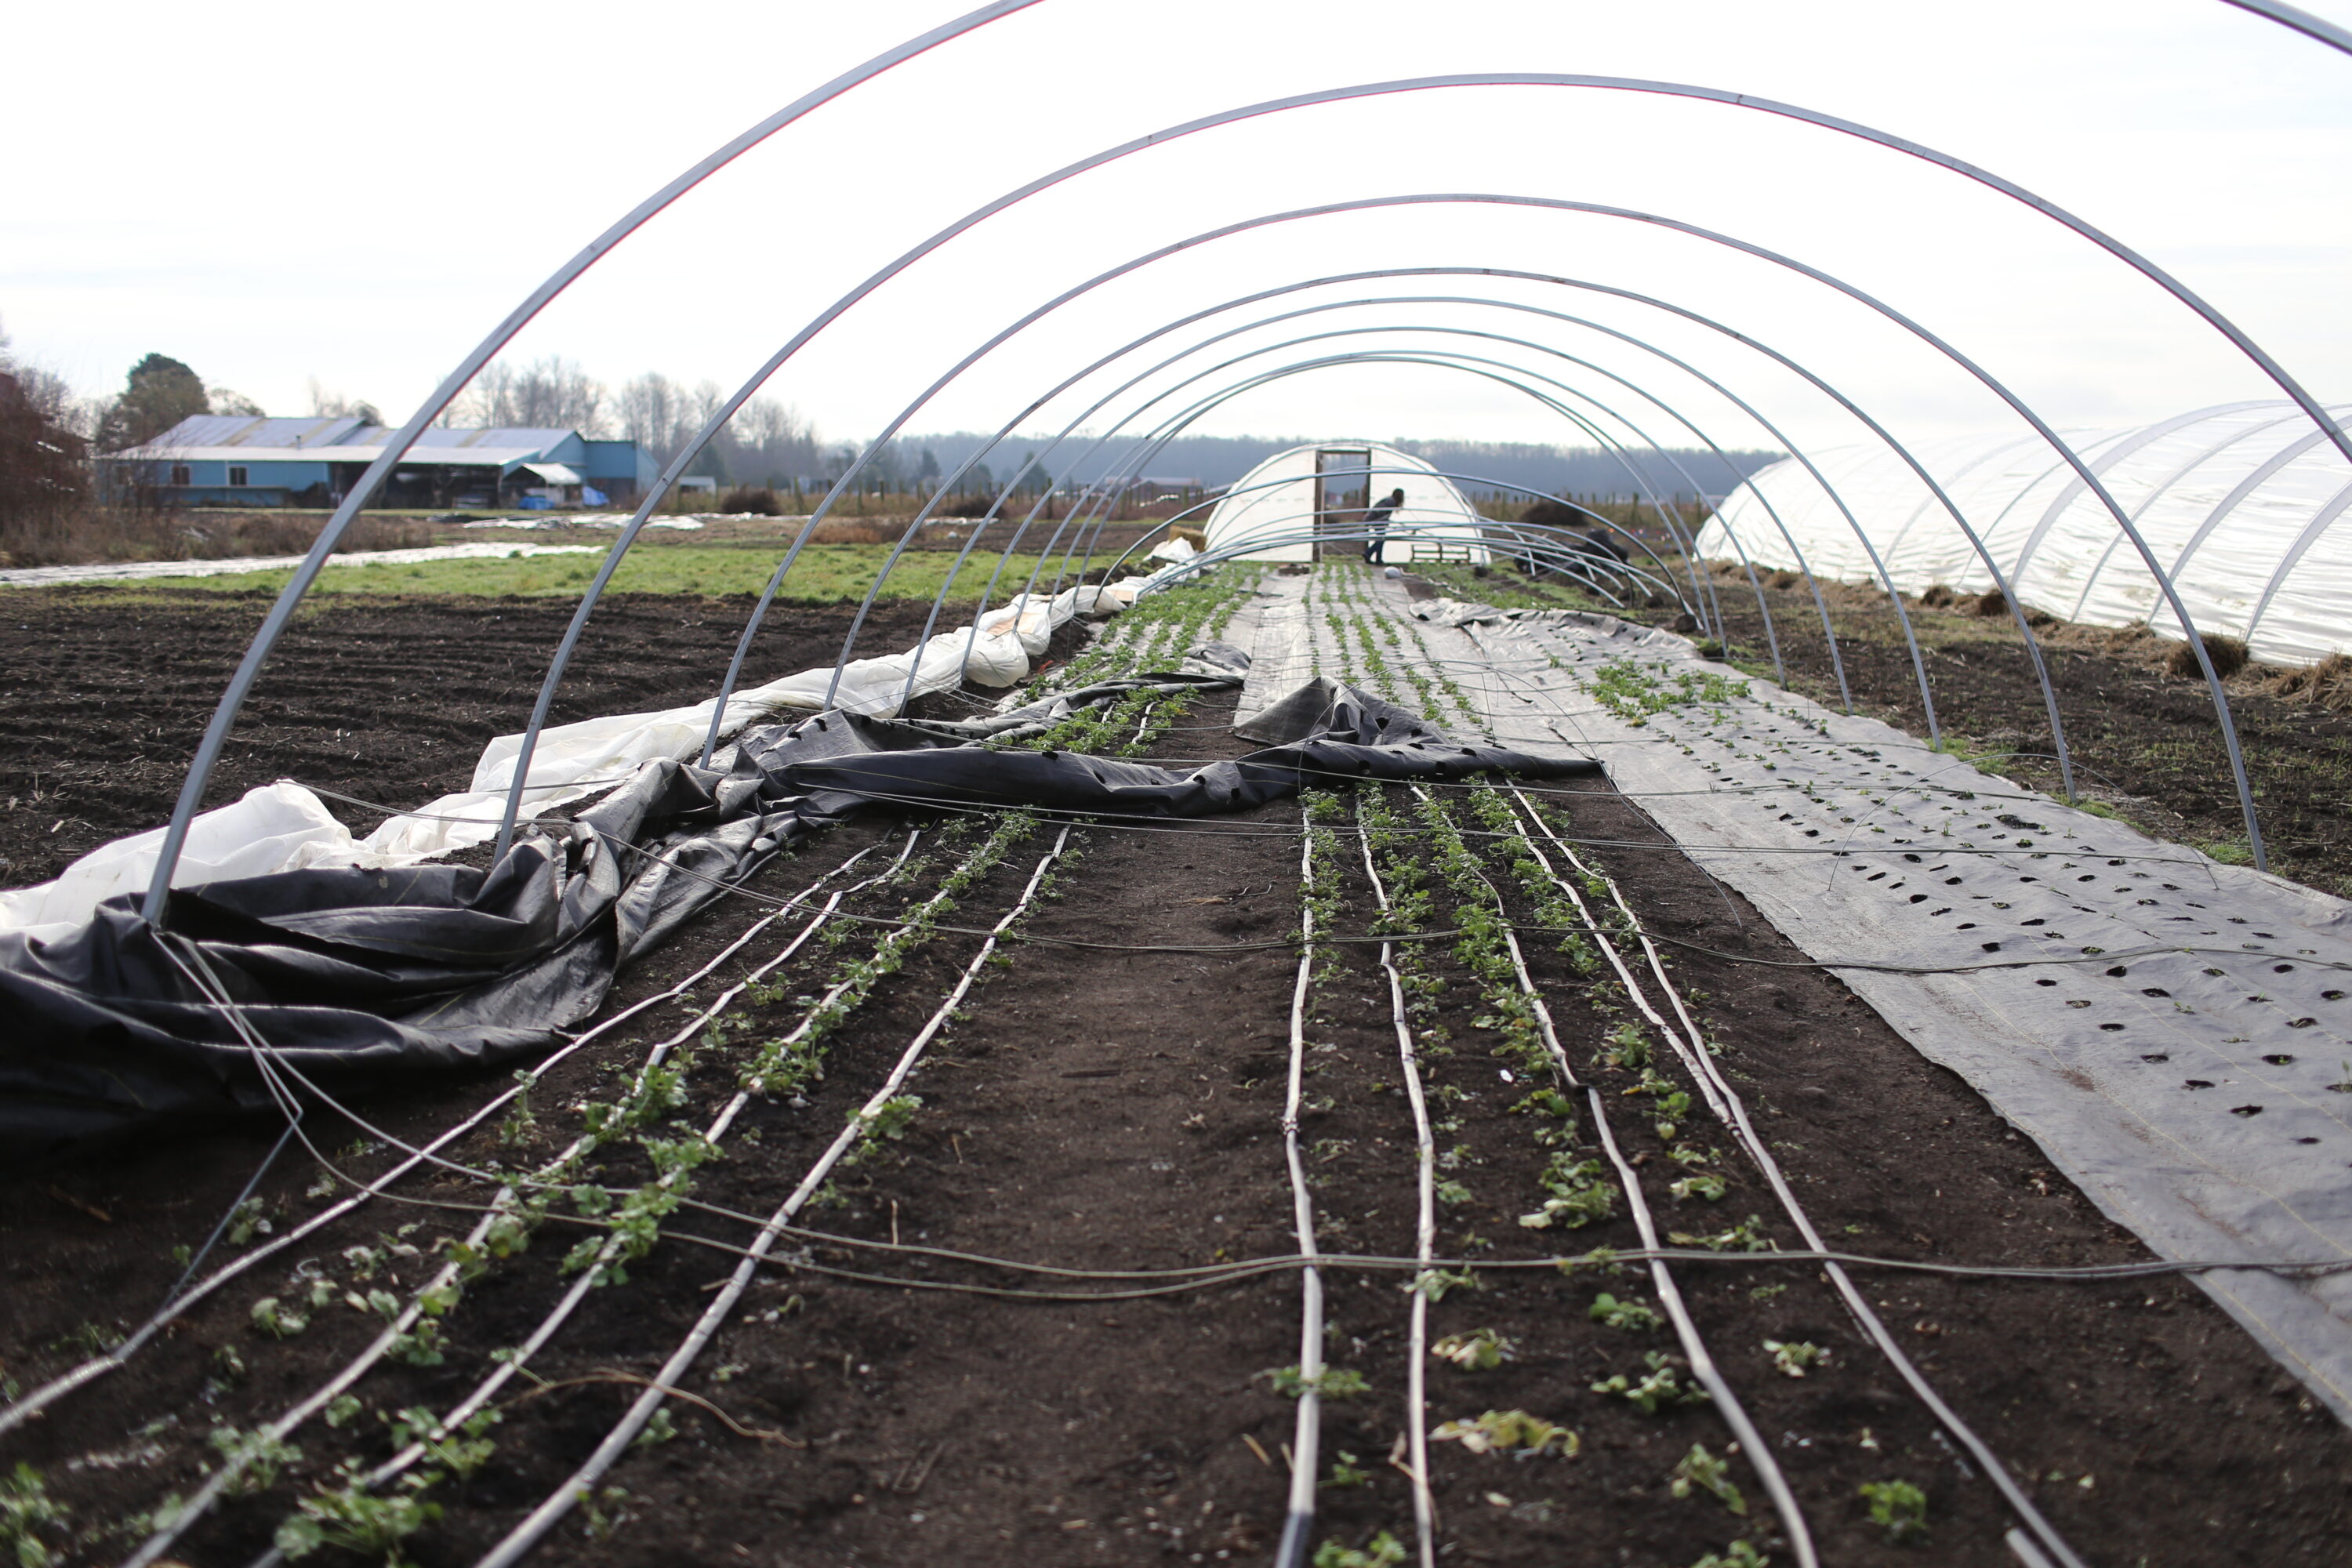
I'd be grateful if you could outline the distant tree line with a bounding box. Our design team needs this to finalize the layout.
[894,431,1780,503]
[2,330,1779,527]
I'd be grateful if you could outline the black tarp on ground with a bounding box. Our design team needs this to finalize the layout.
[0,669,1595,1160]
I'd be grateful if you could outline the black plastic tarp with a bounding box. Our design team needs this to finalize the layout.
[0,667,1595,1160]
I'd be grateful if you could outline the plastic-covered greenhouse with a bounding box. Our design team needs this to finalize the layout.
[1700,400,2352,666]
[1202,441,1492,563]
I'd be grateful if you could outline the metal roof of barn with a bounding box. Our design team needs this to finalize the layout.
[111,417,583,468]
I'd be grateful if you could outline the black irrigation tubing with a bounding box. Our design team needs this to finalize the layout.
[0,840,899,1446]
[579,829,2301,975]
[112,840,938,1568]
[728,1226,2352,1288]
[1499,786,2092,1568]
[473,828,1076,1568]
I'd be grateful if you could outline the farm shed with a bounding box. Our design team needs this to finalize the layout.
[101,415,657,510]
[1201,441,1492,564]
[1700,399,2352,666]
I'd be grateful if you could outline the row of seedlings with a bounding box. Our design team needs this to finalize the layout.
[2,833,909,1564]
[0,837,914,1450]
[467,818,1082,1565]
[1455,592,2092,1563]
[477,579,1282,1556]
[1286,570,1828,1566]
[103,814,1041,1566]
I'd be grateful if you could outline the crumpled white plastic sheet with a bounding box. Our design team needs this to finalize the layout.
[0,585,1120,942]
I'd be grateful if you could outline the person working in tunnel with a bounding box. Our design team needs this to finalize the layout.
[1361,486,1406,564]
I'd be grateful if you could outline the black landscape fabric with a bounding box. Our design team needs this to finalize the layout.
[0,657,1595,1160]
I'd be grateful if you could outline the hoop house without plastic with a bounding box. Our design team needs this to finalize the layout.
[1202,441,1492,563]
[1700,401,2352,666]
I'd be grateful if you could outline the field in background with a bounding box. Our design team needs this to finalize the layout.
[80,543,1079,601]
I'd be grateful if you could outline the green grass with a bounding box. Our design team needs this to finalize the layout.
[66,545,1069,601]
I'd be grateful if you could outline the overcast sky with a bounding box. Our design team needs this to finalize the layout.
[5,0,2350,463]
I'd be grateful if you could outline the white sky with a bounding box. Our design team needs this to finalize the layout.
[5,0,2350,464]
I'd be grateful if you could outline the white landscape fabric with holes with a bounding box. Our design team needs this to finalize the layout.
[0,586,1110,943]
[1279,574,2352,1425]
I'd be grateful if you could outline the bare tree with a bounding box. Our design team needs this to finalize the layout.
[456,356,609,434]
[307,376,380,424]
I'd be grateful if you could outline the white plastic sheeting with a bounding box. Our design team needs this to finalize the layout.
[1698,401,2352,666]
[0,585,1111,943]
[0,542,605,590]
[1202,441,1490,564]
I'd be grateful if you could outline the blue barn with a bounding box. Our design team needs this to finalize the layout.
[103,415,659,510]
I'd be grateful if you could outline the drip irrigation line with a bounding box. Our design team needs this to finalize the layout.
[0,840,871,1443]
[1357,821,1442,1568]
[1504,786,2090,1568]
[579,835,2321,974]
[216,829,964,1561]
[718,1225,2352,1289]
[109,843,922,1566]
[475,829,1075,1567]
[1273,807,1327,1568]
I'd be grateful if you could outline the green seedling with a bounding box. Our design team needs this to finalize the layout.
[226,1198,276,1247]
[631,1409,678,1449]
[1519,1154,1618,1231]
[1407,1267,1483,1301]
[1325,1452,1370,1489]
[1593,1351,1710,1414]
[1430,1329,1516,1371]
[1,1463,67,1568]
[1429,1409,1578,1458]
[324,1396,363,1430]
[1670,1173,1728,1203]
[304,1171,338,1202]
[275,1462,440,1564]
[1765,1340,1825,1378]
[1693,1543,1769,1568]
[1588,1292,1662,1331]
[1670,1214,1771,1253]
[388,1407,499,1479]
[1671,1443,1747,1515]
[250,1296,309,1339]
[1668,1144,1715,1168]
[1312,1532,1406,1568]
[1434,1179,1473,1207]
[387,1319,447,1368]
[1602,1023,1651,1069]
[1859,1479,1929,1544]
[499,1070,539,1148]
[53,1321,122,1357]
[1267,1366,1371,1400]
[207,1424,300,1497]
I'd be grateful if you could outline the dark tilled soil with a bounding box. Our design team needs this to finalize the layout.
[5,666,2349,1566]
[0,589,1018,889]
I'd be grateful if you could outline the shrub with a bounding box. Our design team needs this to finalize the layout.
[1918,583,1956,608]
[2166,633,2249,680]
[1971,588,2009,617]
[717,486,781,516]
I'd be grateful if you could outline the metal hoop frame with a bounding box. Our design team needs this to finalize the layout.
[149,57,2331,902]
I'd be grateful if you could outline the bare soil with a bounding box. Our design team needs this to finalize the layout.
[0,589,1005,890]
[2,647,2345,1566]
